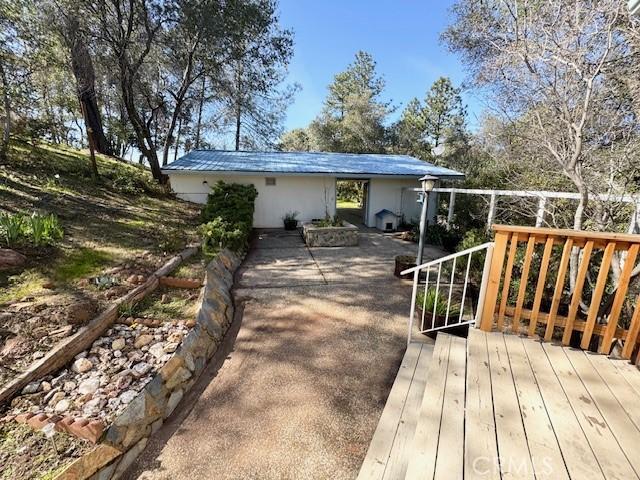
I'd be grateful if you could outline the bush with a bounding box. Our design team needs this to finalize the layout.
[425,223,463,252]
[416,287,461,317]
[0,211,64,247]
[200,181,258,255]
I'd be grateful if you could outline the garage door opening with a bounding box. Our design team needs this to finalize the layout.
[336,179,369,227]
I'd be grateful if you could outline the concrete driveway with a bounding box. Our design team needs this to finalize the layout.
[126,230,443,480]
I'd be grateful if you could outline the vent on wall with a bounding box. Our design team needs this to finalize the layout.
[265,177,276,186]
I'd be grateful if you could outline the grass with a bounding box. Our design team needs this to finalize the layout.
[0,270,48,304]
[129,288,198,321]
[336,199,361,209]
[53,247,115,283]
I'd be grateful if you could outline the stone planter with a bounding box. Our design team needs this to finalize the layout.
[302,221,359,247]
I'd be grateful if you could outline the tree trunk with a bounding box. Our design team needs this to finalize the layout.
[195,75,205,149]
[0,61,10,159]
[569,177,588,293]
[64,16,111,156]
[119,63,164,182]
[174,116,182,162]
[235,103,241,151]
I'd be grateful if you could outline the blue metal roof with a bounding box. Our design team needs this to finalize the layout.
[161,150,464,178]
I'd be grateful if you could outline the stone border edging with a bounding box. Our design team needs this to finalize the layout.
[53,248,242,480]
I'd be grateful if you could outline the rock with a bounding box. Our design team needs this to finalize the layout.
[32,351,45,360]
[148,343,165,359]
[63,381,77,392]
[166,389,184,417]
[166,332,183,344]
[134,334,153,349]
[67,300,97,325]
[111,338,125,351]
[113,350,122,358]
[163,342,179,353]
[78,377,101,395]
[131,362,152,378]
[54,399,71,413]
[43,388,61,404]
[41,381,52,392]
[83,397,106,416]
[42,281,55,289]
[116,374,132,390]
[127,274,138,284]
[48,391,65,406]
[72,358,93,373]
[21,382,41,394]
[0,249,27,270]
[119,390,138,404]
[75,393,93,406]
[165,367,191,390]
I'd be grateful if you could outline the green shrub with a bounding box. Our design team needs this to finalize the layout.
[0,211,63,247]
[111,171,146,195]
[425,223,463,252]
[26,213,63,247]
[0,212,25,246]
[416,288,461,317]
[200,181,258,254]
[201,181,258,225]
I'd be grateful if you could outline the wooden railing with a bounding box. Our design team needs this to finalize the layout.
[478,225,640,362]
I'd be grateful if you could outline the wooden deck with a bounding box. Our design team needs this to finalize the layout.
[359,329,640,480]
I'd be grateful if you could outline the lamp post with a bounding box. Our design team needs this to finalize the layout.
[416,175,437,267]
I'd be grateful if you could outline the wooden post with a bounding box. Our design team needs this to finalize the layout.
[446,192,456,230]
[479,230,510,331]
[535,197,547,227]
[486,193,497,231]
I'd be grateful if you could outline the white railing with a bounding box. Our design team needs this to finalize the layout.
[402,242,494,345]
[410,186,640,233]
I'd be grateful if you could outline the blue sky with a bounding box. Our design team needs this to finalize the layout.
[278,0,484,132]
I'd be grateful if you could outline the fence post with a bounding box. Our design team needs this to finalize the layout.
[474,243,494,327]
[486,193,497,231]
[447,191,456,230]
[407,269,420,346]
[535,197,547,227]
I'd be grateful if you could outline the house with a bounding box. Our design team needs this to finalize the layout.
[162,150,463,229]
[375,209,398,232]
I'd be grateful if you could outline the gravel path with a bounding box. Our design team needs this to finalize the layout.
[125,230,441,480]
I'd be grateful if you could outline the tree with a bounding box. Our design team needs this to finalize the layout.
[278,127,312,151]
[392,77,467,163]
[310,51,391,153]
[83,0,173,182]
[216,0,294,150]
[443,0,637,288]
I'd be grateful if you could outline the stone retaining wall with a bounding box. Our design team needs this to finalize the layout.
[302,221,359,247]
[55,249,242,480]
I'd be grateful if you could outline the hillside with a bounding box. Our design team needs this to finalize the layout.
[0,141,201,387]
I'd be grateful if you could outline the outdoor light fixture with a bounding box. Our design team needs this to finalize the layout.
[630,0,640,16]
[420,175,437,193]
[416,175,438,266]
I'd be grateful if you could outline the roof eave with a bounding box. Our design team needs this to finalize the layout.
[161,169,465,180]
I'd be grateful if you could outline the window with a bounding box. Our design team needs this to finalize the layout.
[265,177,276,186]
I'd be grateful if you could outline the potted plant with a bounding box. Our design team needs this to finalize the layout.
[283,211,299,230]
[394,255,416,279]
[415,288,466,338]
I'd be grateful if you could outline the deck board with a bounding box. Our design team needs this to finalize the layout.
[382,343,433,480]
[503,334,568,480]
[465,328,499,480]
[404,334,452,480]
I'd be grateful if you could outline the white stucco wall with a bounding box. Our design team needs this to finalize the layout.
[366,178,423,227]
[168,173,336,228]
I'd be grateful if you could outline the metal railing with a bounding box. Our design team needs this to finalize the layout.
[402,242,494,345]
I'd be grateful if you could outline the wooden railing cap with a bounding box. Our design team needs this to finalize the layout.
[492,224,640,243]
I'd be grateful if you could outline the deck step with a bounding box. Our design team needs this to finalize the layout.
[404,333,466,480]
[357,341,434,480]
